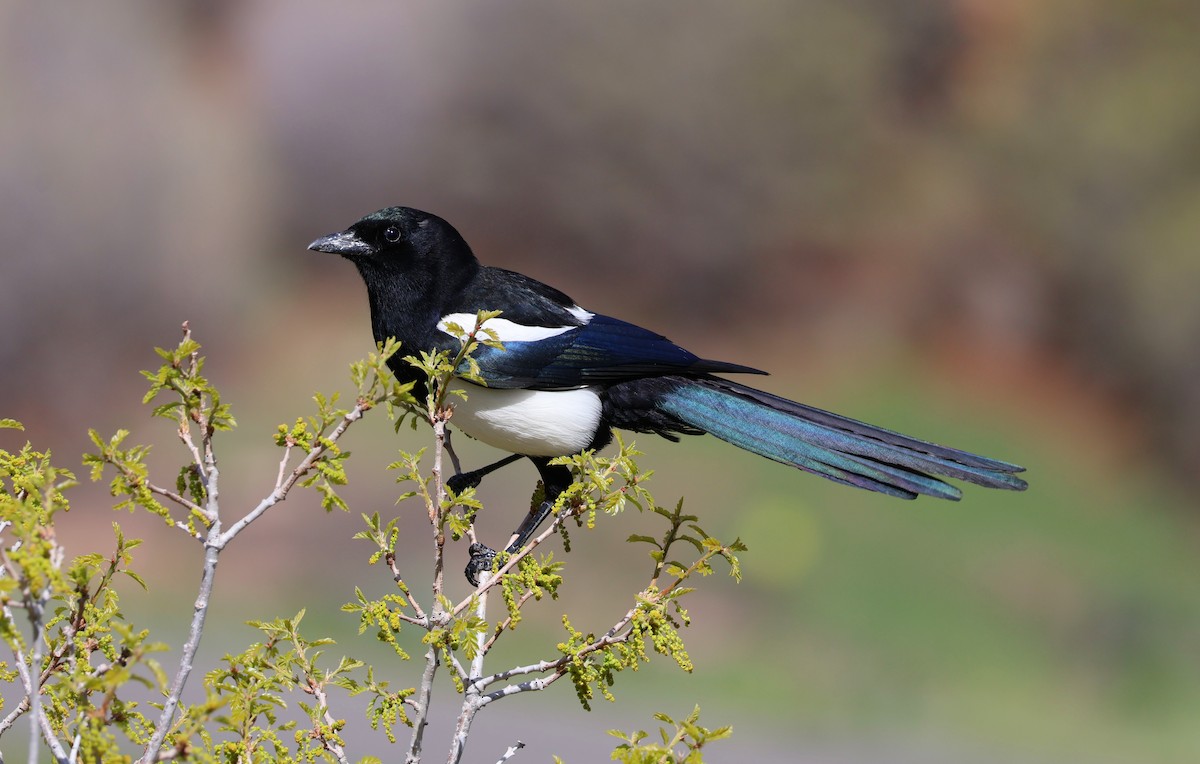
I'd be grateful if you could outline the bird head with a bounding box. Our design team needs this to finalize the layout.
[308,206,479,284]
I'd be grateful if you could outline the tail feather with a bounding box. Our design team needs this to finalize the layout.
[657,379,1027,500]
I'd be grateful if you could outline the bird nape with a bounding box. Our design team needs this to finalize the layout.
[308,206,1027,585]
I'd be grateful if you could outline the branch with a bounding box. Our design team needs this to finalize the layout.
[273,440,295,491]
[474,610,649,707]
[0,598,31,737]
[142,480,206,521]
[217,400,371,548]
[442,431,477,546]
[479,671,565,705]
[451,505,574,618]
[0,535,82,741]
[407,403,453,764]
[0,695,29,737]
[141,332,224,762]
[404,645,440,764]
[173,323,206,477]
[474,560,701,695]
[308,680,351,764]
[443,429,465,477]
[140,538,220,762]
[445,651,469,689]
[446,581,490,764]
[134,329,394,762]
[477,534,735,711]
[175,412,205,478]
[143,401,373,760]
[8,592,70,764]
[98,460,207,541]
[385,551,428,624]
[429,413,448,598]
[495,740,525,763]
[481,589,538,654]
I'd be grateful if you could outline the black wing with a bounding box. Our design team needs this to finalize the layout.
[444,266,763,389]
[466,313,764,389]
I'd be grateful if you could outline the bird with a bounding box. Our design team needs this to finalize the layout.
[309,206,1027,583]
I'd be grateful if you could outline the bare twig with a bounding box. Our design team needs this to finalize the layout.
[443,431,478,547]
[481,589,538,654]
[143,481,207,519]
[9,590,69,764]
[406,402,453,764]
[445,650,469,689]
[0,542,90,741]
[98,460,207,541]
[175,421,205,479]
[385,551,428,625]
[170,520,205,541]
[475,541,729,710]
[474,657,565,689]
[474,590,680,708]
[0,694,30,736]
[479,671,565,705]
[140,539,219,762]
[430,413,448,592]
[444,429,464,477]
[0,594,31,737]
[405,645,440,764]
[495,740,525,763]
[218,402,371,547]
[141,336,226,762]
[446,578,491,763]
[274,441,295,491]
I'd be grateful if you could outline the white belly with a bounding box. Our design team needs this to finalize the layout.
[448,384,603,456]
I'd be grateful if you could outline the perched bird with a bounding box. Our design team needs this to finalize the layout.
[309,206,1027,583]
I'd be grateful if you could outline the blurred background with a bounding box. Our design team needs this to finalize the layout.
[2,1,1199,761]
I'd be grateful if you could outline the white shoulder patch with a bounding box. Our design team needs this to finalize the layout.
[568,305,595,323]
[438,306,592,343]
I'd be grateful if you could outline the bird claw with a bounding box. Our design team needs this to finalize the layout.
[464,542,497,586]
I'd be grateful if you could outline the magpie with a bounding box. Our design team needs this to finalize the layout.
[309,206,1027,583]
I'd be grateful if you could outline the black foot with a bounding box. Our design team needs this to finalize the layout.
[465,542,497,586]
[447,471,483,495]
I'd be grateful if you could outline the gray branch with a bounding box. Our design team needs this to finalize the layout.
[140,399,375,763]
[495,740,526,763]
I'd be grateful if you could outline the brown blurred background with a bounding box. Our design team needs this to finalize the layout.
[2,2,1198,762]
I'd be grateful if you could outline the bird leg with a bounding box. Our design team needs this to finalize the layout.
[446,453,524,495]
[464,458,573,586]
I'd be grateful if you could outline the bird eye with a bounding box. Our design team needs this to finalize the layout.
[383,225,401,243]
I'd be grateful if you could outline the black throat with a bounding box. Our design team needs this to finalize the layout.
[353,251,480,389]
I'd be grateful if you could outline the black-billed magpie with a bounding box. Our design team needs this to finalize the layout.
[309,206,1027,583]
